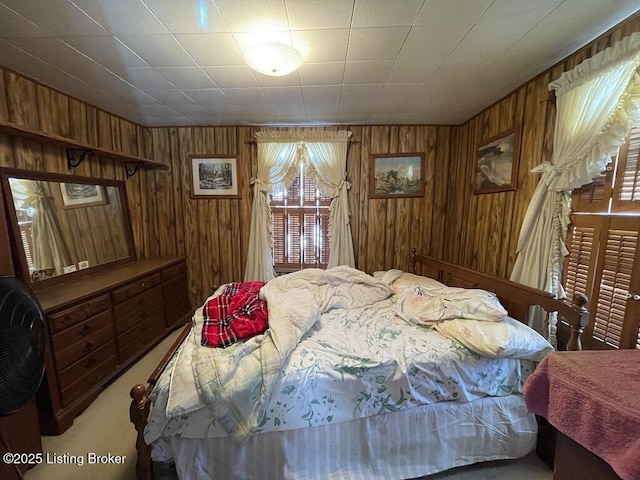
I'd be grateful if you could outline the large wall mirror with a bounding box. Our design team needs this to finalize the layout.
[0,168,135,288]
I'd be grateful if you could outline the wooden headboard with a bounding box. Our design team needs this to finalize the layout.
[410,249,588,349]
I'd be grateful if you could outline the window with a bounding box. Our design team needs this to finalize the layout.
[564,127,640,350]
[271,167,331,273]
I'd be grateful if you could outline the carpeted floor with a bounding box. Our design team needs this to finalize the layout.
[24,329,552,480]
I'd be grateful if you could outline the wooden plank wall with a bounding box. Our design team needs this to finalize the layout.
[1,12,638,310]
[445,13,640,279]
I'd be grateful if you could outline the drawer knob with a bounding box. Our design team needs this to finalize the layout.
[82,342,94,353]
[80,325,92,335]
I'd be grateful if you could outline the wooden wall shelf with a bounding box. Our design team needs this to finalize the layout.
[0,119,168,176]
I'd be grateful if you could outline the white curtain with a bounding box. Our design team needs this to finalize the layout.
[244,130,354,281]
[510,31,640,340]
[9,178,70,276]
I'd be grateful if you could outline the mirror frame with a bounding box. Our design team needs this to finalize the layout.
[0,167,136,290]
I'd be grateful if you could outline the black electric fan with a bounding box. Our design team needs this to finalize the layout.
[0,276,47,417]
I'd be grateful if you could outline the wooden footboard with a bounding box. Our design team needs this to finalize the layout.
[130,323,191,480]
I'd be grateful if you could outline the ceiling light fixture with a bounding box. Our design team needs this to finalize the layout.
[244,42,303,76]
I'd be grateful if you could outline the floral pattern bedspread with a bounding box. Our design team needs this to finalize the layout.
[145,295,535,444]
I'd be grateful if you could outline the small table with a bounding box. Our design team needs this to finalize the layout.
[524,349,640,480]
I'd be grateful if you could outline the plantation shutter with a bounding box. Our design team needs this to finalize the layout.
[270,168,331,272]
[587,216,640,350]
[572,169,612,213]
[612,128,640,212]
[563,216,598,304]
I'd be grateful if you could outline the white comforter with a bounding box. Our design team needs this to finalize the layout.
[192,266,393,442]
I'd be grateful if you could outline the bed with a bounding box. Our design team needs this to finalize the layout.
[130,251,586,480]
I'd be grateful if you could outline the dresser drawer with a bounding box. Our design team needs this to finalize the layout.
[51,309,112,353]
[49,294,111,333]
[161,262,186,281]
[111,273,161,304]
[117,315,165,364]
[115,300,163,335]
[57,341,117,390]
[165,291,190,320]
[52,314,114,371]
[113,284,163,319]
[60,354,118,407]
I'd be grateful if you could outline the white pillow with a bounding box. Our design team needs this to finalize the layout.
[391,272,445,294]
[434,316,554,361]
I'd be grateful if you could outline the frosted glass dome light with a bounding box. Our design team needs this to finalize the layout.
[244,42,303,76]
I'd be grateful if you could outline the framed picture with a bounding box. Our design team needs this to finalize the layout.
[474,128,520,194]
[189,155,241,199]
[60,182,106,208]
[369,152,425,199]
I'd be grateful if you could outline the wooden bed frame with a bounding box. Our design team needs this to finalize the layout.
[129,251,588,480]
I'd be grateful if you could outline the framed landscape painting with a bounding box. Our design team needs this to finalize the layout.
[369,153,425,199]
[474,128,520,194]
[60,182,106,208]
[189,155,241,199]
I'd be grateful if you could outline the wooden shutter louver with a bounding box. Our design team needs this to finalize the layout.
[613,127,640,212]
[564,222,596,303]
[272,212,285,264]
[591,226,638,348]
[572,170,612,213]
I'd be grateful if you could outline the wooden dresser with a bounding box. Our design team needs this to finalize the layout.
[34,257,191,435]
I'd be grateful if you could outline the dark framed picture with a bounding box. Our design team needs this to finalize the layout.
[474,128,520,194]
[369,152,425,199]
[60,182,107,208]
[189,155,241,199]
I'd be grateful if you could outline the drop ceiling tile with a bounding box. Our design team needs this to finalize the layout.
[346,27,409,61]
[202,66,258,88]
[290,29,349,63]
[297,63,345,86]
[343,61,393,84]
[154,67,217,89]
[214,0,289,33]
[352,0,423,27]
[174,33,245,66]
[71,0,168,35]
[143,89,197,105]
[267,103,306,116]
[107,67,175,90]
[338,101,374,116]
[340,84,382,104]
[60,36,147,68]
[253,72,302,88]
[108,87,162,106]
[4,36,101,74]
[286,0,354,29]
[143,0,229,34]
[397,24,472,61]
[0,4,51,38]
[415,0,493,25]
[220,87,267,105]
[301,85,342,104]
[304,101,340,115]
[168,104,209,116]
[263,86,303,104]
[386,60,441,84]
[0,0,110,36]
[182,88,229,105]
[371,84,424,112]
[116,34,197,67]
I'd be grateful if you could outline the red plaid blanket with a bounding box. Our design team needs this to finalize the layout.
[201,281,268,348]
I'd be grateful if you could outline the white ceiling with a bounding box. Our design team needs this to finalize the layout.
[1,0,639,127]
